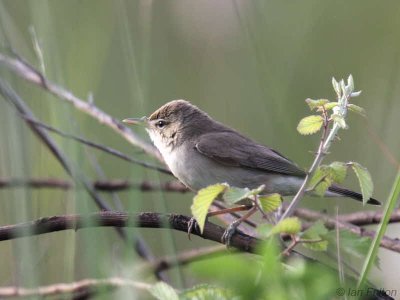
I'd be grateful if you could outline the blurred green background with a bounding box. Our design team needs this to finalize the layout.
[0,0,399,297]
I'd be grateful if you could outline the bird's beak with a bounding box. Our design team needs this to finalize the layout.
[122,116,148,126]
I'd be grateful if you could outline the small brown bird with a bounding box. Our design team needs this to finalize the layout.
[124,99,380,206]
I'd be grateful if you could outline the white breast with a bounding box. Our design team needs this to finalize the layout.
[147,129,181,176]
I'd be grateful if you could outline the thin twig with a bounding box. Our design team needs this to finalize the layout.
[280,78,353,220]
[4,177,400,227]
[23,117,171,174]
[0,178,188,192]
[292,207,400,253]
[0,52,161,160]
[281,235,324,256]
[279,113,330,220]
[0,79,111,212]
[0,277,151,299]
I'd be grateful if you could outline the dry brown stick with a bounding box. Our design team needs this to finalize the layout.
[94,179,188,192]
[0,178,188,193]
[0,79,164,280]
[0,178,72,190]
[338,209,400,226]
[0,277,151,299]
[0,211,260,253]
[4,177,400,234]
[0,52,161,161]
[2,175,400,248]
[293,207,400,253]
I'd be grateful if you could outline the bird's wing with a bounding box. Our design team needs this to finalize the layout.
[194,131,306,177]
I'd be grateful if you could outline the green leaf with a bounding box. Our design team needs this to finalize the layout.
[305,98,329,111]
[313,179,332,197]
[323,102,338,110]
[191,183,227,233]
[351,90,362,97]
[250,184,266,195]
[331,113,347,129]
[340,79,346,94]
[347,74,354,92]
[223,187,251,204]
[309,166,326,188]
[332,77,341,97]
[329,161,348,183]
[308,166,331,196]
[302,240,328,252]
[347,104,366,117]
[191,254,269,299]
[223,185,265,204]
[269,217,301,236]
[150,282,179,300]
[297,115,324,135]
[258,193,282,213]
[325,230,373,261]
[350,162,373,204]
[257,223,274,238]
[301,221,328,251]
[180,284,235,300]
[309,163,348,196]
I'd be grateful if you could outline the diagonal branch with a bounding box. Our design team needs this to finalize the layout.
[0,52,161,161]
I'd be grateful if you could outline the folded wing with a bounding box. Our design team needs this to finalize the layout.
[195,131,306,177]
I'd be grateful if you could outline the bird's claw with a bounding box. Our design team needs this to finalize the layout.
[221,221,240,246]
[187,217,199,240]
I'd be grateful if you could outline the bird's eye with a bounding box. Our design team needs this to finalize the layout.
[156,120,166,128]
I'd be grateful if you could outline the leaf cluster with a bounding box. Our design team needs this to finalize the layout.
[297,75,365,136]
[191,184,282,233]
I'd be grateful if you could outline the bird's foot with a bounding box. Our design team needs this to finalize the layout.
[221,221,240,246]
[187,217,199,240]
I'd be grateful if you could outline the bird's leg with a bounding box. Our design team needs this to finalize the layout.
[221,205,258,246]
[187,204,253,239]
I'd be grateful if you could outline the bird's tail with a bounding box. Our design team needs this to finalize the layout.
[327,184,381,205]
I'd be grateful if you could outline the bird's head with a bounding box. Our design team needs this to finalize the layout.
[123,100,210,150]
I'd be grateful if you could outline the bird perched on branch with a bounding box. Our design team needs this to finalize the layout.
[123,100,380,241]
